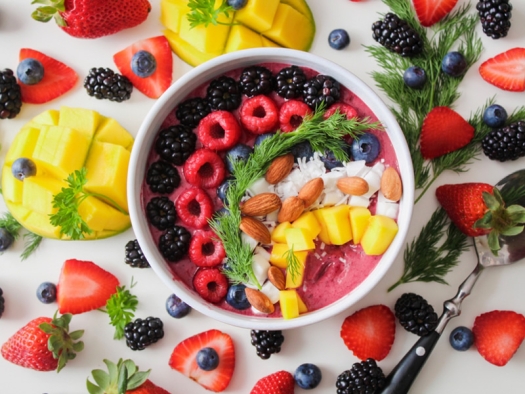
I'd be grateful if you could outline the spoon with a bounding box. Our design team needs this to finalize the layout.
[379,169,525,394]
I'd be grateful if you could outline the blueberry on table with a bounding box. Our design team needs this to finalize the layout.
[483,104,508,128]
[36,282,57,304]
[166,294,191,318]
[449,326,474,351]
[403,66,427,89]
[442,51,467,77]
[17,58,44,85]
[351,133,380,163]
[226,284,250,310]
[0,228,14,252]
[11,158,36,181]
[328,29,350,50]
[196,347,220,371]
[294,363,322,389]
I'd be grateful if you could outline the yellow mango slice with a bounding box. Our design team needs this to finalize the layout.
[78,196,130,232]
[269,243,290,269]
[2,166,23,203]
[312,209,332,245]
[24,212,63,239]
[315,205,352,245]
[31,109,59,126]
[160,0,189,34]
[285,227,315,251]
[5,126,41,165]
[22,176,66,215]
[271,221,292,243]
[164,29,222,67]
[262,3,312,51]
[279,289,299,319]
[292,211,321,239]
[58,106,100,141]
[285,253,306,289]
[234,0,280,32]
[361,215,399,255]
[94,117,134,150]
[224,25,263,53]
[296,292,308,314]
[349,206,372,245]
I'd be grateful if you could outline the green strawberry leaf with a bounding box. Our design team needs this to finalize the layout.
[127,371,150,390]
[91,369,110,388]
[488,231,501,255]
[501,225,524,237]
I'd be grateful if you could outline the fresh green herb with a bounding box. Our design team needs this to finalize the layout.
[0,212,23,240]
[21,232,43,260]
[187,0,235,28]
[0,212,43,259]
[102,280,138,340]
[284,245,300,283]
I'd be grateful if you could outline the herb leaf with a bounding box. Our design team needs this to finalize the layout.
[21,232,43,260]
[0,212,43,259]
[187,0,234,28]
[0,212,23,240]
[103,282,138,340]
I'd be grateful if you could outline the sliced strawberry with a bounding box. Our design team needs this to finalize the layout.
[250,370,295,394]
[169,329,235,392]
[57,259,119,315]
[413,0,458,27]
[18,48,77,104]
[420,106,474,159]
[473,310,525,366]
[113,36,173,99]
[479,47,525,92]
[340,304,395,361]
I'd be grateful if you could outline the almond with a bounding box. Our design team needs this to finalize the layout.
[277,196,305,223]
[241,193,282,216]
[267,266,285,290]
[337,176,369,196]
[245,288,275,314]
[265,153,294,184]
[381,167,403,201]
[240,216,272,244]
[298,177,324,208]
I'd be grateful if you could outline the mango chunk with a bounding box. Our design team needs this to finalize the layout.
[271,221,292,243]
[292,211,321,239]
[58,106,100,141]
[361,215,399,255]
[31,109,59,126]
[349,206,372,245]
[262,3,313,51]
[234,0,280,32]
[224,24,263,53]
[94,117,134,150]
[6,204,31,223]
[5,126,41,165]
[78,196,130,232]
[164,29,222,67]
[296,292,308,314]
[285,253,306,289]
[269,243,290,269]
[315,205,352,245]
[279,289,299,319]
[2,166,23,203]
[285,227,315,251]
[22,176,66,215]
[312,209,331,245]
[24,212,62,239]
[160,0,189,34]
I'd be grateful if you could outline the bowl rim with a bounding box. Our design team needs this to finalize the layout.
[128,47,414,330]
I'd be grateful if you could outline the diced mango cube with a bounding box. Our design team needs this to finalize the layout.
[234,0,280,32]
[349,206,371,245]
[224,25,263,53]
[22,176,66,215]
[5,203,31,223]
[271,221,292,243]
[5,126,41,165]
[160,0,189,34]
[58,106,100,141]
[23,211,62,239]
[285,253,306,289]
[361,215,399,255]
[292,211,321,239]
[315,205,352,245]
[279,289,299,319]
[296,292,308,314]
[269,243,290,269]
[31,109,59,126]
[312,209,331,245]
[94,117,134,150]
[262,4,312,50]
[285,227,315,251]
[2,166,23,203]
[78,195,130,232]
[164,29,222,67]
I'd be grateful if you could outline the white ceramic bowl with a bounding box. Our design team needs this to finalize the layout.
[128,48,414,330]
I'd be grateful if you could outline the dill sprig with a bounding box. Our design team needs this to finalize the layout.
[0,212,43,259]
[21,232,43,260]
[0,212,23,240]
[187,0,235,28]
[102,279,138,340]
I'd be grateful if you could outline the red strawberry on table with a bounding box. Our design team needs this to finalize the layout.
[250,370,295,394]
[114,36,173,99]
[472,310,525,366]
[169,329,235,392]
[413,0,459,27]
[31,0,151,39]
[479,47,525,92]
[18,48,77,104]
[57,259,119,314]
[340,304,395,361]
[420,106,475,159]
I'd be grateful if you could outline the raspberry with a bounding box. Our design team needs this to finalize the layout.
[175,187,215,229]
[239,95,279,135]
[183,148,226,189]
[189,230,226,267]
[324,102,358,120]
[193,267,229,303]
[197,111,241,151]
[279,100,312,132]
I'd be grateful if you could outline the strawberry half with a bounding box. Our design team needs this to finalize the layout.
[413,0,459,27]
[169,329,235,392]
[114,36,173,99]
[18,48,77,104]
[479,47,525,92]
[340,304,395,361]
[473,310,525,366]
[57,259,119,315]
[420,106,475,159]
[250,370,295,394]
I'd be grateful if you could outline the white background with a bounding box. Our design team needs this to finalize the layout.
[1,0,525,393]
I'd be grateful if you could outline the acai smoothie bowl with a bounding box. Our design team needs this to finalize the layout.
[128,48,414,330]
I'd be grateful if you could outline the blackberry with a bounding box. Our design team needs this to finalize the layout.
[336,358,386,394]
[175,97,211,128]
[303,75,341,110]
[0,287,4,318]
[158,225,191,262]
[482,120,525,162]
[124,316,164,350]
[84,67,133,102]
[125,239,150,268]
[395,293,438,336]
[0,69,22,119]
[371,13,424,57]
[146,196,177,230]
[238,66,274,97]
[275,65,307,99]
[477,0,512,39]
[146,160,181,194]
[206,76,242,111]
[155,124,197,166]
[250,330,285,360]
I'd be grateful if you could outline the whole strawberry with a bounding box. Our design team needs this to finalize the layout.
[31,0,151,39]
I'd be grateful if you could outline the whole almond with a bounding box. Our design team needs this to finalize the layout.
[240,216,272,244]
[381,167,403,201]
[245,288,275,314]
[267,266,285,290]
[277,196,305,223]
[298,177,324,208]
[265,153,294,184]
[241,193,282,216]
[337,176,369,196]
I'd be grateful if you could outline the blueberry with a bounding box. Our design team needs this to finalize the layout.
[291,141,314,163]
[36,282,57,304]
[328,29,350,50]
[17,58,44,85]
[483,104,508,128]
[225,284,250,310]
[131,50,157,78]
[351,133,380,163]
[294,363,322,389]
[0,228,14,252]
[227,0,247,10]
[403,66,427,89]
[449,326,474,351]
[225,144,253,173]
[217,176,235,205]
[166,294,191,318]
[442,52,467,77]
[196,347,220,371]
[254,133,274,149]
[320,142,353,170]
[11,158,37,181]
[215,207,230,217]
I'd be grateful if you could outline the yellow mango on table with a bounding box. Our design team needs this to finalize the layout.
[224,25,263,53]
[234,0,280,32]
[160,0,189,34]
[262,3,313,51]
[361,215,399,255]
[5,126,41,165]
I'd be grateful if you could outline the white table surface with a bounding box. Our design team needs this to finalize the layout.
[1,0,524,393]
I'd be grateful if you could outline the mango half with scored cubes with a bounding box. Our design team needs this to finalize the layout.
[2,106,133,240]
[161,0,316,67]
